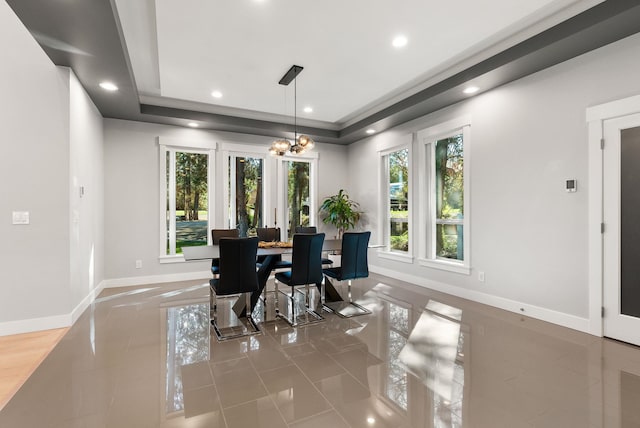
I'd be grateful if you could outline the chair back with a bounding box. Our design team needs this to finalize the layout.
[256,227,280,242]
[211,228,239,244]
[290,233,325,285]
[216,237,259,295]
[340,231,371,280]
[295,226,317,233]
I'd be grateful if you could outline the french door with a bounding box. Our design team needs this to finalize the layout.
[603,113,640,345]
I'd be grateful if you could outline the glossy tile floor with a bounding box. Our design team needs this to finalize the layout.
[1,273,640,427]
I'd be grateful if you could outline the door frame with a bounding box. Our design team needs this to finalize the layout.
[586,94,640,337]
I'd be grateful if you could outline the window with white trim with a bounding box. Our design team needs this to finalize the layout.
[380,145,412,257]
[279,155,318,240]
[418,118,470,273]
[226,153,265,237]
[159,141,215,260]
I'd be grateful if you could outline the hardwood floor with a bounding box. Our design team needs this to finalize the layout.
[0,328,68,410]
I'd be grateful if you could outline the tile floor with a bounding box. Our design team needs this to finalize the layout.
[1,273,639,427]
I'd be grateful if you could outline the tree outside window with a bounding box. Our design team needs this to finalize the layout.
[287,161,310,239]
[389,149,409,252]
[435,135,463,260]
[230,157,263,237]
[165,150,209,255]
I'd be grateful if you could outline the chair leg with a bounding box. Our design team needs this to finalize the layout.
[322,278,371,318]
[274,278,280,316]
[212,291,261,342]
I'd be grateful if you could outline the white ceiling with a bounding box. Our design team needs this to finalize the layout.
[114,0,603,127]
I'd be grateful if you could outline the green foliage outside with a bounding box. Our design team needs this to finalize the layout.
[389,149,409,251]
[233,157,263,237]
[175,152,208,220]
[288,161,310,239]
[435,135,464,259]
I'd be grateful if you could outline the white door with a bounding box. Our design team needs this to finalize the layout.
[603,113,640,345]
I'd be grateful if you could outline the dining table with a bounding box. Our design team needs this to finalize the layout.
[182,239,344,317]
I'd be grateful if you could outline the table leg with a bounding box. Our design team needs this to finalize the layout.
[232,254,277,317]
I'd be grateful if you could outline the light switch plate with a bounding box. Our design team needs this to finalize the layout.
[12,211,30,225]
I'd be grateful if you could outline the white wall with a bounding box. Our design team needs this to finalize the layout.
[348,32,640,330]
[103,119,348,283]
[69,70,105,317]
[0,3,105,335]
[0,1,71,331]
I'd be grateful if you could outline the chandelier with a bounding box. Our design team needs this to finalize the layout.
[269,65,315,156]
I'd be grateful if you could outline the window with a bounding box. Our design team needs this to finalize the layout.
[285,160,311,239]
[434,135,464,259]
[159,139,215,261]
[158,137,216,263]
[418,117,470,273]
[227,155,264,237]
[380,144,412,259]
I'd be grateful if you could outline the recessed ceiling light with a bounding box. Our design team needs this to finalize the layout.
[392,35,408,48]
[303,106,313,113]
[366,129,376,135]
[99,81,118,91]
[187,122,199,128]
[367,417,376,425]
[463,86,479,94]
[211,90,223,99]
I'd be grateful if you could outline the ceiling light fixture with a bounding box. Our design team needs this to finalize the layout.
[187,122,199,128]
[99,81,118,91]
[392,35,408,48]
[303,106,313,113]
[269,65,315,156]
[463,86,479,94]
[366,129,376,135]
[211,90,223,98]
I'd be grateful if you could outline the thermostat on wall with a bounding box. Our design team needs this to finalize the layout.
[566,179,577,192]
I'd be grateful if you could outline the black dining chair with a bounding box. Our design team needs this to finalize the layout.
[256,227,292,270]
[295,226,333,266]
[209,236,261,341]
[256,227,281,242]
[210,228,240,277]
[322,231,372,317]
[274,233,326,326]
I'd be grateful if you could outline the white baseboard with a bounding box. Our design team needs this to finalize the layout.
[70,280,107,324]
[102,271,211,288]
[0,280,110,337]
[0,314,71,337]
[369,264,591,334]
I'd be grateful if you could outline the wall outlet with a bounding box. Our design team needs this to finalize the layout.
[135,260,142,269]
[478,271,485,282]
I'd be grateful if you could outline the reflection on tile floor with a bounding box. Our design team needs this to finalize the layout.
[1,273,640,427]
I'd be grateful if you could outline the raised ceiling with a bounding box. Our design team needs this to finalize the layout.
[7,0,640,144]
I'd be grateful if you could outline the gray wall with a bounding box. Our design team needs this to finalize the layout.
[69,70,105,312]
[103,119,348,281]
[347,32,640,322]
[0,2,104,333]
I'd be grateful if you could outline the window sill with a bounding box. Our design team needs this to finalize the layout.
[159,255,185,264]
[378,251,414,264]
[418,258,471,275]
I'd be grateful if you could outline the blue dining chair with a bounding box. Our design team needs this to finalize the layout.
[322,231,372,317]
[210,236,261,341]
[210,228,239,277]
[274,233,325,326]
[295,226,333,266]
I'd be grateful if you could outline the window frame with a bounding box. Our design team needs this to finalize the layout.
[379,142,413,263]
[158,138,217,263]
[221,145,271,234]
[417,116,471,274]
[276,152,318,240]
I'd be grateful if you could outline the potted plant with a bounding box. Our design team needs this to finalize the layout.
[319,189,361,238]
